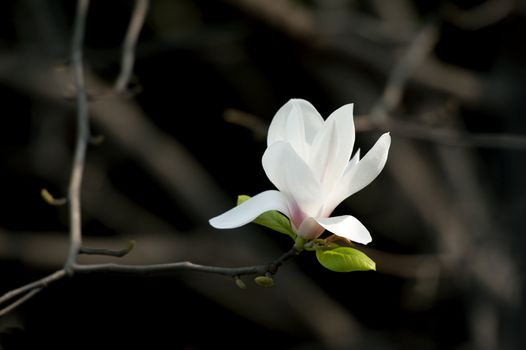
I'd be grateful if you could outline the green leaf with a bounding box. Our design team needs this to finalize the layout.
[316,247,376,272]
[237,195,296,241]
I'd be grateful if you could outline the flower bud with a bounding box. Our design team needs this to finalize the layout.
[234,277,247,290]
[254,275,274,287]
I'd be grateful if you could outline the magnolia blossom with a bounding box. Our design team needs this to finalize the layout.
[210,99,390,244]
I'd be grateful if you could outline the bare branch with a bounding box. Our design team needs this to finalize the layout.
[65,0,90,272]
[0,270,67,314]
[0,246,299,315]
[73,246,299,277]
[372,19,439,119]
[388,121,526,150]
[224,0,316,43]
[223,108,268,141]
[0,289,43,317]
[79,240,136,258]
[444,0,514,30]
[355,115,526,150]
[114,0,149,93]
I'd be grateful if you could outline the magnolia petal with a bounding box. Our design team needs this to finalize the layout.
[315,215,372,245]
[297,217,325,240]
[209,190,291,229]
[285,102,310,160]
[349,148,360,167]
[267,99,324,151]
[262,141,323,216]
[347,133,391,196]
[326,133,391,213]
[309,103,355,191]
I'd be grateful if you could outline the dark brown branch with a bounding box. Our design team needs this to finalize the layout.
[79,240,136,258]
[73,246,299,277]
[73,262,262,276]
[372,19,439,120]
[388,121,526,150]
[356,115,526,150]
[0,246,300,315]
[444,0,514,30]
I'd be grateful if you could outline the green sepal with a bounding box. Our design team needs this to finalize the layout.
[315,246,376,272]
[237,195,296,241]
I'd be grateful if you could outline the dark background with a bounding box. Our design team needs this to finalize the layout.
[1,0,525,349]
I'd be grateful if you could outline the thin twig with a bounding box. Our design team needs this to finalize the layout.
[224,0,316,43]
[355,115,526,150]
[0,269,67,313]
[0,289,43,317]
[0,247,299,316]
[65,0,90,272]
[74,246,299,277]
[114,0,149,93]
[223,108,268,141]
[389,121,526,150]
[372,19,439,120]
[79,240,136,258]
[74,262,265,276]
[444,0,514,30]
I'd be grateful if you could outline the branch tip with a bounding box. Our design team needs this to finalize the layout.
[79,240,136,258]
[41,188,67,206]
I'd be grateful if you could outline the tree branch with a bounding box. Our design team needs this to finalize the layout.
[355,115,526,150]
[114,0,149,93]
[0,289,43,317]
[371,19,439,120]
[0,269,67,316]
[65,0,90,272]
[74,246,299,277]
[79,240,136,258]
[0,246,300,315]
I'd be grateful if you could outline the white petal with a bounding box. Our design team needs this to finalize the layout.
[296,217,325,240]
[315,215,372,244]
[349,148,360,167]
[309,103,355,191]
[262,141,323,216]
[209,190,290,229]
[347,132,390,196]
[285,102,309,160]
[267,99,324,154]
[326,133,391,212]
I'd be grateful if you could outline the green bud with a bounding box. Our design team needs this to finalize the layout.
[40,188,67,206]
[254,275,274,287]
[235,277,247,290]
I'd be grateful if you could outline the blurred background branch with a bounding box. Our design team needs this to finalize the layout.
[114,0,149,93]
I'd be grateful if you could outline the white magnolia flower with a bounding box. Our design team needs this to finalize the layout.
[210,99,391,244]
